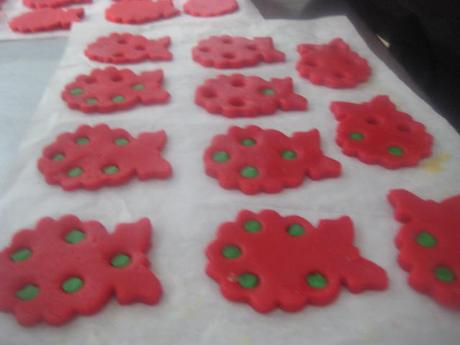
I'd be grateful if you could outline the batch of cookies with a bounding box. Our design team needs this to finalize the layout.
[1,0,458,329]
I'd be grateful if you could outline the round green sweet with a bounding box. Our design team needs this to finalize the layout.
[212,151,229,162]
[70,87,83,96]
[221,245,241,259]
[238,273,259,288]
[62,277,84,293]
[349,132,364,141]
[241,166,258,178]
[16,284,39,301]
[103,165,119,175]
[111,253,131,268]
[65,229,85,244]
[132,84,145,91]
[435,266,455,283]
[115,137,129,146]
[112,95,125,103]
[67,167,83,177]
[10,248,32,262]
[388,146,404,156]
[76,137,89,145]
[416,231,437,247]
[307,272,327,288]
[85,97,98,105]
[241,138,256,146]
[287,224,304,236]
[244,220,261,232]
[52,153,65,161]
[261,88,275,95]
[282,150,297,160]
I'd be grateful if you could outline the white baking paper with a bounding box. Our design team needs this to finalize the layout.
[0,16,460,345]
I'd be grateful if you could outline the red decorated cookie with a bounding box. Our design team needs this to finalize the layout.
[296,38,371,88]
[23,0,90,9]
[105,0,179,24]
[0,216,162,326]
[38,124,172,191]
[85,33,172,64]
[184,0,238,17]
[61,67,169,114]
[204,126,341,194]
[388,189,460,309]
[192,35,285,69]
[331,95,433,169]
[9,8,84,33]
[206,210,388,312]
[196,74,307,118]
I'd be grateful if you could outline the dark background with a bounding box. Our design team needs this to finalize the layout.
[251,0,460,131]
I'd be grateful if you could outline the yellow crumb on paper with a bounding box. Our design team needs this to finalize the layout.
[238,335,252,345]
[420,154,450,172]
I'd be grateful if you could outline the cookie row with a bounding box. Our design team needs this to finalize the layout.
[1,189,458,326]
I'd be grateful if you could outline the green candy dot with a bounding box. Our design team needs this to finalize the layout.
[222,245,241,259]
[76,137,89,145]
[241,138,256,146]
[435,266,455,283]
[85,97,98,105]
[111,253,131,268]
[67,167,83,177]
[416,231,437,247]
[241,166,258,178]
[282,150,297,160]
[388,146,404,156]
[103,165,119,175]
[261,88,275,95]
[52,153,65,161]
[238,273,259,289]
[65,229,85,244]
[212,151,229,162]
[244,220,261,233]
[112,95,125,103]
[70,87,83,96]
[349,132,364,141]
[10,248,32,262]
[115,137,129,146]
[132,83,145,91]
[287,224,305,236]
[307,272,328,288]
[62,277,84,293]
[16,284,39,301]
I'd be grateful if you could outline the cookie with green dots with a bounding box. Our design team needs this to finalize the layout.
[204,125,341,194]
[389,189,460,309]
[205,209,388,313]
[331,95,433,169]
[62,67,169,114]
[0,216,162,327]
[38,124,172,191]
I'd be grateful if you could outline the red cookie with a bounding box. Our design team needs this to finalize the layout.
[105,0,179,24]
[296,38,371,88]
[206,210,388,313]
[61,67,170,114]
[196,74,307,118]
[331,95,433,169]
[85,33,172,64]
[192,35,285,69]
[204,126,341,194]
[184,0,238,17]
[38,124,172,191]
[9,8,84,33]
[388,189,460,309]
[0,216,162,327]
[23,0,91,9]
